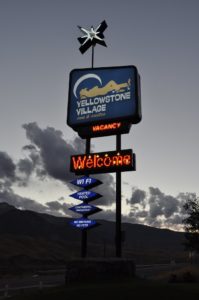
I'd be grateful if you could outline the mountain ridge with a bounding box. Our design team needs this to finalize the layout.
[0,202,187,271]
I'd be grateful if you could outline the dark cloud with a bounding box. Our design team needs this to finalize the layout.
[1,122,196,229]
[148,187,179,218]
[133,210,148,218]
[149,187,162,197]
[0,189,48,214]
[0,189,72,217]
[126,187,146,205]
[22,144,37,151]
[0,151,16,180]
[45,200,72,216]
[22,122,85,183]
[18,158,34,177]
[22,122,116,205]
[126,186,191,229]
[164,214,183,226]
[94,173,115,206]
[16,145,41,185]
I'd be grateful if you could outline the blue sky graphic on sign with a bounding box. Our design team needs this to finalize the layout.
[70,190,102,201]
[69,203,101,215]
[70,176,102,188]
[67,66,141,129]
[69,218,97,229]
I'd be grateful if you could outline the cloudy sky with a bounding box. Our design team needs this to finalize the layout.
[0,0,199,230]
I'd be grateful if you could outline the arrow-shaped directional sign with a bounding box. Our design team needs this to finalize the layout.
[70,190,102,202]
[69,218,98,229]
[69,203,102,216]
[70,176,102,189]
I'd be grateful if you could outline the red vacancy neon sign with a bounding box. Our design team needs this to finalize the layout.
[70,149,136,175]
[77,121,132,138]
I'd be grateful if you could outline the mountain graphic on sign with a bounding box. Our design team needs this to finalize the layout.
[80,79,131,99]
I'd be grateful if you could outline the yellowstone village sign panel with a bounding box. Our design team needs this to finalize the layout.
[67,65,141,138]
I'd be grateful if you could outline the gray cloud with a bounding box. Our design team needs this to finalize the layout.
[0,189,48,214]
[126,187,146,205]
[0,151,16,180]
[22,122,116,205]
[148,187,179,218]
[126,186,191,229]
[45,200,72,216]
[133,210,148,218]
[22,122,82,183]
[18,158,34,177]
[1,122,196,229]
[94,173,115,206]
[0,189,72,217]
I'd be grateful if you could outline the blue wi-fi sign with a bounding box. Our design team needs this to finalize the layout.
[70,176,102,189]
[70,190,102,201]
[69,218,98,229]
[69,203,102,216]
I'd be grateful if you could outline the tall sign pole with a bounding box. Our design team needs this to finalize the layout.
[116,134,122,257]
[78,21,107,258]
[81,138,90,258]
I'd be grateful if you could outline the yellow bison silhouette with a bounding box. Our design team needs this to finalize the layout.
[80,79,131,99]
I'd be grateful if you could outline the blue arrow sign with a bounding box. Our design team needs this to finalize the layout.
[70,176,102,189]
[69,218,97,229]
[69,203,102,216]
[70,190,102,202]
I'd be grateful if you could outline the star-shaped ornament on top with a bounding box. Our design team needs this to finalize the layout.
[78,20,108,54]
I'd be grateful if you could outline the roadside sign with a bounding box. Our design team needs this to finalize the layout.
[70,190,102,201]
[69,218,98,229]
[70,149,136,175]
[67,66,141,137]
[69,203,102,216]
[70,176,102,188]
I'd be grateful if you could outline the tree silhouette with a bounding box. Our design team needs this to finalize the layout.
[183,196,199,252]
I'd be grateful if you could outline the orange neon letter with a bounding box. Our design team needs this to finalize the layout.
[72,156,86,170]
[123,155,131,165]
[104,157,111,167]
[97,157,103,167]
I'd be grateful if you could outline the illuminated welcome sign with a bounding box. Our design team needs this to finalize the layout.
[67,66,141,134]
[70,149,136,175]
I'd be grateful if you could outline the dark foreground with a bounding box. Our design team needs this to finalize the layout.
[6,278,199,300]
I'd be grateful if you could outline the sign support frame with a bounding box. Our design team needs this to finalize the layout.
[81,43,95,258]
[116,134,122,257]
[91,45,94,69]
[81,138,91,258]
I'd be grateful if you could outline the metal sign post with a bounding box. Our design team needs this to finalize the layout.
[81,138,90,258]
[116,134,122,257]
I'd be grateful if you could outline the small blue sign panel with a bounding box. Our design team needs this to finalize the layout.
[70,190,102,201]
[70,176,102,188]
[69,203,101,216]
[69,218,97,229]
[67,65,141,130]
